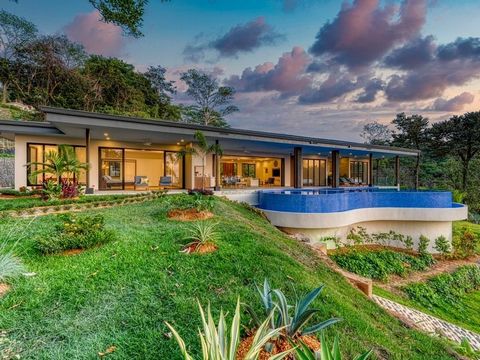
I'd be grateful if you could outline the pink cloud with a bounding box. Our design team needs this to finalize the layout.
[226,46,312,97]
[64,10,126,57]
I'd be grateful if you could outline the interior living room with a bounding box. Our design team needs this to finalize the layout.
[220,155,283,188]
[99,148,183,190]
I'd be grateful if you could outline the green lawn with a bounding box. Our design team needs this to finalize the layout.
[0,196,457,359]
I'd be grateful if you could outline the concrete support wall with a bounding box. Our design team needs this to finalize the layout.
[281,221,453,254]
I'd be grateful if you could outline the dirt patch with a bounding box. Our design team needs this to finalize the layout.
[377,255,480,293]
[0,283,11,297]
[237,334,320,360]
[0,195,40,199]
[182,242,217,254]
[167,208,213,221]
[61,248,84,256]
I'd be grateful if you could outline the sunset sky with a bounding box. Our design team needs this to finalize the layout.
[5,0,480,140]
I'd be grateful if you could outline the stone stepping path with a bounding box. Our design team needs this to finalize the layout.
[373,295,480,350]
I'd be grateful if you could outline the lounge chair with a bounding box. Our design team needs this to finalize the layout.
[102,175,123,189]
[159,176,172,189]
[134,176,149,190]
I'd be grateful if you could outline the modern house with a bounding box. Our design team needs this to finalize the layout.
[0,107,468,252]
[0,107,417,192]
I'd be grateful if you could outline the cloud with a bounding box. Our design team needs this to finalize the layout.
[64,10,126,57]
[298,71,367,104]
[356,78,384,103]
[385,37,480,102]
[183,17,284,62]
[384,36,436,70]
[309,0,427,69]
[226,46,312,97]
[437,37,480,61]
[432,92,475,111]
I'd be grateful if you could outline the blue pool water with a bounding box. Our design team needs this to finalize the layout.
[258,187,459,213]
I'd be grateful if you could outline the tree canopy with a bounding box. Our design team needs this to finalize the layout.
[180,69,238,128]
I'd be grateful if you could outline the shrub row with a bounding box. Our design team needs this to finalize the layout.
[5,191,167,217]
[35,213,114,254]
[403,265,480,307]
[330,249,435,281]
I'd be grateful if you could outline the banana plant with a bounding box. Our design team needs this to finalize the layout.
[165,298,293,360]
[293,333,372,360]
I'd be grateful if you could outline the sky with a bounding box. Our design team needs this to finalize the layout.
[4,0,480,141]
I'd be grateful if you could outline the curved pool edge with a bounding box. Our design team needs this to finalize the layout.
[262,204,468,229]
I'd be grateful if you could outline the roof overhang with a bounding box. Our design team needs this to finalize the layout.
[0,107,420,158]
[0,119,64,140]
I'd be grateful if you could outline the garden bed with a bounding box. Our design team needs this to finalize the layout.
[167,208,213,221]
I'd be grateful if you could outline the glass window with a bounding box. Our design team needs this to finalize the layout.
[350,161,369,184]
[100,148,124,190]
[27,144,85,186]
[242,163,256,177]
[303,159,326,186]
[165,152,183,188]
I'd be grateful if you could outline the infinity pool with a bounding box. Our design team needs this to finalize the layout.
[258,187,459,213]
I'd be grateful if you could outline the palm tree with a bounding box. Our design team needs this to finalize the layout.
[177,131,222,190]
[27,144,89,189]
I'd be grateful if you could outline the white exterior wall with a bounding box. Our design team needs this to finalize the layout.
[263,205,468,254]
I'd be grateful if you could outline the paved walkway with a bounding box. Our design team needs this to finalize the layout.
[373,295,480,350]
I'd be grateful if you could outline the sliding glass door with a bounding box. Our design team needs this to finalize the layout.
[99,147,183,190]
[303,159,327,187]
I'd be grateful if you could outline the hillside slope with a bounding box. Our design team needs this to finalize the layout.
[0,196,456,359]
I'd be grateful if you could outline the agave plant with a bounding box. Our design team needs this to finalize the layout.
[165,298,292,360]
[184,221,219,251]
[248,279,342,338]
[0,218,31,282]
[293,333,372,360]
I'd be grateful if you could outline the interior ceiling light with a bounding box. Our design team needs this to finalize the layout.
[106,137,110,140]
[104,133,109,136]
[180,139,184,142]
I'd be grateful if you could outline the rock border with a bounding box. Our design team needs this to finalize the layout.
[2,192,166,218]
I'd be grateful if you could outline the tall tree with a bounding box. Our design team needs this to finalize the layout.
[180,69,238,127]
[430,112,480,190]
[0,10,38,102]
[391,113,429,189]
[10,35,88,108]
[360,121,391,145]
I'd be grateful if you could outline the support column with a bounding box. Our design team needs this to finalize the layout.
[368,153,373,187]
[331,150,340,188]
[395,155,400,189]
[85,128,94,194]
[293,147,303,188]
[214,140,221,191]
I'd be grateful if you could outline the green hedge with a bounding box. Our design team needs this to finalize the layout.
[330,249,435,281]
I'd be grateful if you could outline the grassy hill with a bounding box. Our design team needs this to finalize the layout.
[0,196,457,359]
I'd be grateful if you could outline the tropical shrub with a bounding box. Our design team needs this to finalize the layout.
[452,231,480,258]
[35,214,114,254]
[293,333,372,360]
[166,193,215,212]
[417,235,430,254]
[165,299,292,360]
[404,236,414,250]
[434,235,451,255]
[188,188,214,196]
[403,265,480,307]
[246,279,341,339]
[330,249,435,281]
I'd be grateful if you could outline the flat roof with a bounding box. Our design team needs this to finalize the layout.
[0,107,420,157]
